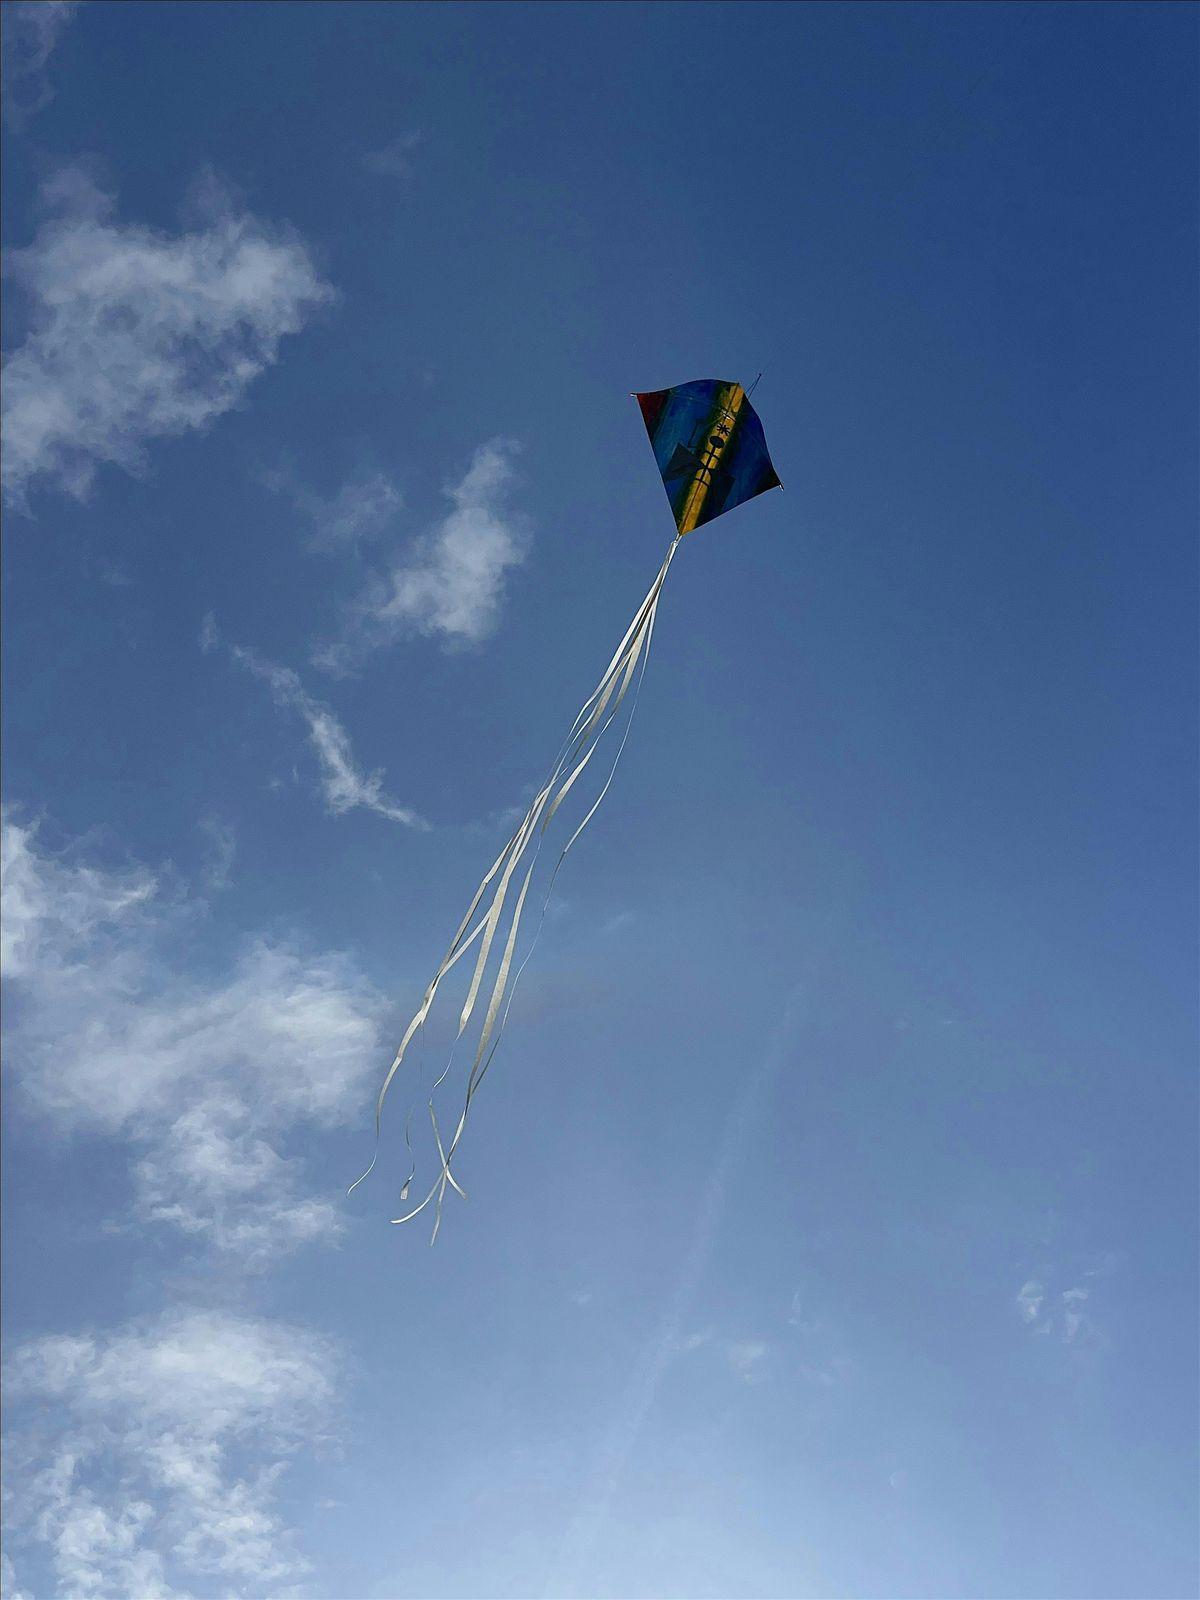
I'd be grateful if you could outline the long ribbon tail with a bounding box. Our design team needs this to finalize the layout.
[390,600,661,1233]
[416,565,668,1230]
[395,546,676,1236]
[353,535,680,1224]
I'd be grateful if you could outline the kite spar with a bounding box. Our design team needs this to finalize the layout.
[351,379,781,1238]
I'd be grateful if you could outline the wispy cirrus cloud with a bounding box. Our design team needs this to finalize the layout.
[1016,1279,1044,1326]
[1,811,385,1262]
[1015,1273,1102,1346]
[316,438,529,668]
[552,993,803,1594]
[4,1308,337,1598]
[2,167,333,508]
[263,463,402,553]
[197,814,237,891]
[671,1329,772,1384]
[205,624,427,828]
[1060,1287,1092,1345]
[0,1553,33,1600]
[1,0,78,127]
[785,1293,855,1388]
[725,1339,770,1382]
[362,131,423,179]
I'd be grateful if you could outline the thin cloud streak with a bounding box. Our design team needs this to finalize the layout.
[197,815,236,891]
[549,988,804,1596]
[362,131,423,178]
[263,464,402,553]
[213,629,427,828]
[1016,1279,1044,1326]
[2,0,78,127]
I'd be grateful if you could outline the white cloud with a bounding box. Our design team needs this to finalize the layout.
[2,168,333,507]
[5,1308,336,1597]
[678,1331,771,1382]
[9,1311,335,1434]
[2,812,385,1262]
[362,132,422,178]
[197,815,236,891]
[20,1458,176,1600]
[725,1339,769,1382]
[786,1288,820,1334]
[0,811,158,982]
[1016,1274,1100,1346]
[1016,1279,1044,1326]
[264,464,401,553]
[320,439,529,665]
[2,1,77,127]
[675,1330,770,1382]
[1083,1249,1120,1279]
[785,1289,852,1385]
[131,1093,344,1259]
[1,1550,35,1600]
[798,1358,853,1388]
[224,640,427,828]
[1060,1286,1091,1345]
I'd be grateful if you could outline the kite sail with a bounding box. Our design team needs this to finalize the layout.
[636,378,781,534]
[352,380,780,1238]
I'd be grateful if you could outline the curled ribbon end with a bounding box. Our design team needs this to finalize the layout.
[346,1149,378,1197]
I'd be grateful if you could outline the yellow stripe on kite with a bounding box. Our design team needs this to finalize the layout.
[676,381,746,535]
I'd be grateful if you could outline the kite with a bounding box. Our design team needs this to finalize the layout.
[352,379,781,1237]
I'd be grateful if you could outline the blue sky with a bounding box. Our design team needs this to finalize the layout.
[2,3,1196,1597]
